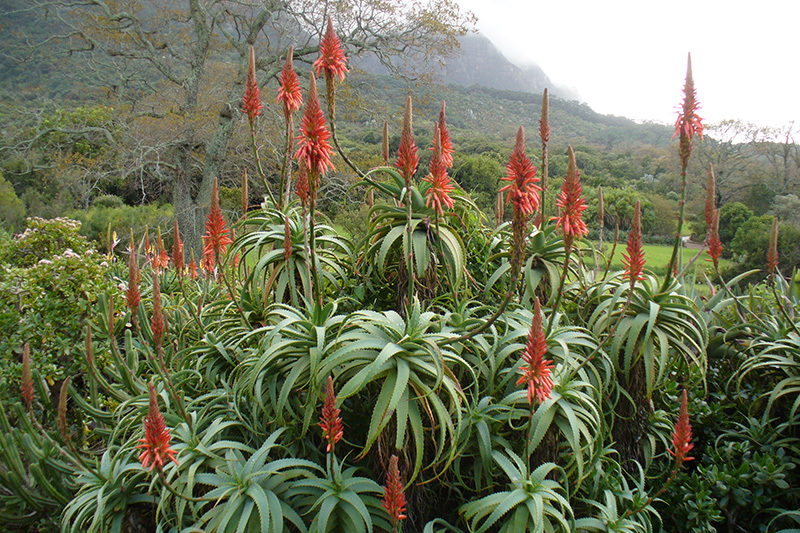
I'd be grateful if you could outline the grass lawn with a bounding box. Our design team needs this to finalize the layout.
[583,241,729,278]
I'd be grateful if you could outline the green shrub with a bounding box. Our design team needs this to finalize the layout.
[0,172,25,231]
[70,202,174,250]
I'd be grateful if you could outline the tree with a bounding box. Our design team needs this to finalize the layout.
[718,201,752,254]
[9,0,473,252]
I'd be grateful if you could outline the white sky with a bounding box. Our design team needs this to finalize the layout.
[456,0,799,129]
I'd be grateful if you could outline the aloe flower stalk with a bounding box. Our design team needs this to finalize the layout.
[241,45,263,125]
[423,123,455,215]
[319,376,344,453]
[553,146,588,249]
[241,167,249,217]
[295,74,334,179]
[151,272,165,350]
[172,219,183,276]
[437,102,454,168]
[707,209,722,270]
[314,16,348,120]
[202,177,233,272]
[623,200,646,288]
[499,126,540,219]
[539,88,550,222]
[127,236,140,317]
[153,233,168,273]
[137,382,179,472]
[382,120,390,164]
[396,95,419,188]
[296,162,311,212]
[21,343,33,410]
[284,215,293,264]
[517,297,555,406]
[597,185,605,266]
[57,377,71,444]
[768,217,779,278]
[277,47,303,206]
[382,455,407,531]
[188,250,198,280]
[669,389,695,469]
[494,190,504,227]
[704,163,716,239]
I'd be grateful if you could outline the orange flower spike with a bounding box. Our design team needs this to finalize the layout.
[423,124,455,215]
[499,126,540,218]
[188,250,199,280]
[21,343,34,410]
[396,95,419,187]
[767,217,779,277]
[277,46,303,119]
[314,16,349,83]
[151,272,164,349]
[669,389,695,469]
[137,382,179,472]
[674,53,703,170]
[242,45,263,125]
[622,200,646,287]
[553,146,588,247]
[202,177,233,270]
[295,74,334,177]
[382,455,407,530]
[707,209,722,271]
[516,297,555,406]
[437,101,454,169]
[319,376,344,453]
[172,219,183,275]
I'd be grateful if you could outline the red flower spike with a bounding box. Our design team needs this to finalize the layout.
[396,95,419,187]
[188,254,198,280]
[553,146,588,246]
[137,382,179,472]
[673,53,703,143]
[283,215,293,264]
[669,389,695,469]
[21,343,33,410]
[704,163,716,236]
[295,74,334,177]
[768,217,779,277]
[153,235,169,273]
[202,177,233,271]
[319,376,344,453]
[516,297,555,406]
[622,200,646,286]
[127,240,140,314]
[423,123,455,215]
[242,45,263,125]
[277,46,303,120]
[172,219,184,275]
[499,126,541,218]
[707,209,722,270]
[151,273,164,349]
[382,455,407,530]
[314,16,348,83]
[437,102,454,169]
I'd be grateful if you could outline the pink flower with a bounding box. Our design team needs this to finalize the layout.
[553,146,588,247]
[313,16,348,83]
[277,46,303,119]
[137,382,179,472]
[622,200,646,286]
[499,127,540,218]
[241,45,263,125]
[669,389,695,469]
[395,96,419,187]
[319,376,344,453]
[381,455,407,531]
[516,297,554,406]
[295,74,334,177]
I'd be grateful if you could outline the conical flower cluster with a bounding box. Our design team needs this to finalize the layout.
[516,297,554,406]
[674,53,703,167]
[669,389,695,469]
[295,75,333,178]
[622,200,645,286]
[396,96,419,187]
[241,45,263,125]
[137,382,179,472]
[313,16,348,83]
[202,177,233,271]
[127,241,140,315]
[172,219,183,275]
[381,455,407,531]
[499,127,540,218]
[423,123,455,215]
[319,376,344,453]
[553,146,588,247]
[277,46,303,120]
[707,209,722,270]
[437,102,454,168]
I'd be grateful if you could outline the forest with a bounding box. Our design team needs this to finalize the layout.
[1,1,799,532]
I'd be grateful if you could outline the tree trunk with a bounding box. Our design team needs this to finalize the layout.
[613,356,651,473]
